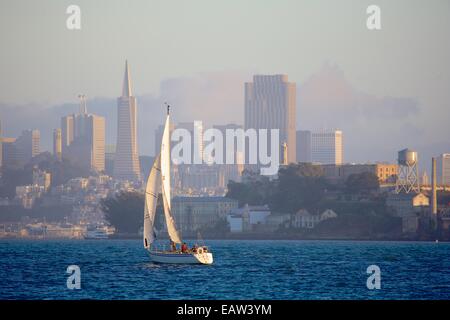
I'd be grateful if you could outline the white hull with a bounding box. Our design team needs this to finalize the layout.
[148,250,213,265]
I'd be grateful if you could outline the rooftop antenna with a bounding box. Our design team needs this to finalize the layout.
[78,94,87,114]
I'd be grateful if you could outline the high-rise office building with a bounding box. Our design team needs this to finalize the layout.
[244,74,296,165]
[311,130,343,165]
[16,129,40,166]
[53,128,62,161]
[296,130,311,163]
[61,116,73,157]
[113,61,141,181]
[1,130,40,168]
[437,153,450,186]
[61,96,105,172]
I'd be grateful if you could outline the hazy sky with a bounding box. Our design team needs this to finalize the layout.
[0,0,449,170]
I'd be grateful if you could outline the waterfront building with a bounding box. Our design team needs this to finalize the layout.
[321,163,398,184]
[171,196,238,234]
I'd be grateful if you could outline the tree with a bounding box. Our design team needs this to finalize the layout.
[345,172,379,194]
[0,166,32,198]
[269,163,328,213]
[226,177,273,207]
[101,192,145,234]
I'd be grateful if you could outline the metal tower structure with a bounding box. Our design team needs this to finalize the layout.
[395,148,420,194]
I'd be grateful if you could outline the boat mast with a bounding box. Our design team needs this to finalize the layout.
[165,102,170,115]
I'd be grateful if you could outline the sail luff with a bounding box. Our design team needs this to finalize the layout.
[161,113,182,244]
[143,154,161,248]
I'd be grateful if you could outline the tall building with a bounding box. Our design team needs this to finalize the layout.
[61,115,74,155]
[113,61,141,181]
[296,130,311,163]
[311,130,343,165]
[53,128,62,161]
[61,96,105,172]
[1,130,40,168]
[437,153,450,186]
[245,74,296,165]
[1,137,17,168]
[16,130,40,167]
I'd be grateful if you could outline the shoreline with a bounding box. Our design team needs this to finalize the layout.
[2,235,445,242]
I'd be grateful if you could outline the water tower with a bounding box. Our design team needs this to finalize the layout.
[395,148,420,194]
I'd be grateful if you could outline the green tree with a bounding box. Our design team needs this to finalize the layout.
[345,172,380,194]
[269,163,328,213]
[101,191,145,233]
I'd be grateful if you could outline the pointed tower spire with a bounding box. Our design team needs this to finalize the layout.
[78,94,87,114]
[122,60,132,97]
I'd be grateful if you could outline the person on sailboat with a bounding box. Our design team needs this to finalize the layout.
[170,240,177,252]
[181,242,188,253]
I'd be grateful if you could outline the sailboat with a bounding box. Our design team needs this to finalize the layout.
[143,105,213,265]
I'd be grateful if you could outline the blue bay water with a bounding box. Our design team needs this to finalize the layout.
[0,239,449,300]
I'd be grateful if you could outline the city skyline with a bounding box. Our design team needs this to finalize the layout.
[1,1,450,170]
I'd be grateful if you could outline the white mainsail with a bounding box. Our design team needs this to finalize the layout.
[160,112,182,244]
[143,154,161,248]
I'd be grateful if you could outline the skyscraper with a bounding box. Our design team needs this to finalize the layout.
[53,128,62,161]
[1,130,40,168]
[61,96,105,172]
[244,74,296,165]
[113,61,141,181]
[15,129,40,166]
[311,130,343,165]
[296,130,311,163]
[61,115,74,155]
[436,153,450,186]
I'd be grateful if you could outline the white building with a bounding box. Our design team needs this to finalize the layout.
[226,204,271,232]
[311,130,343,165]
[437,153,450,186]
[291,209,338,229]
